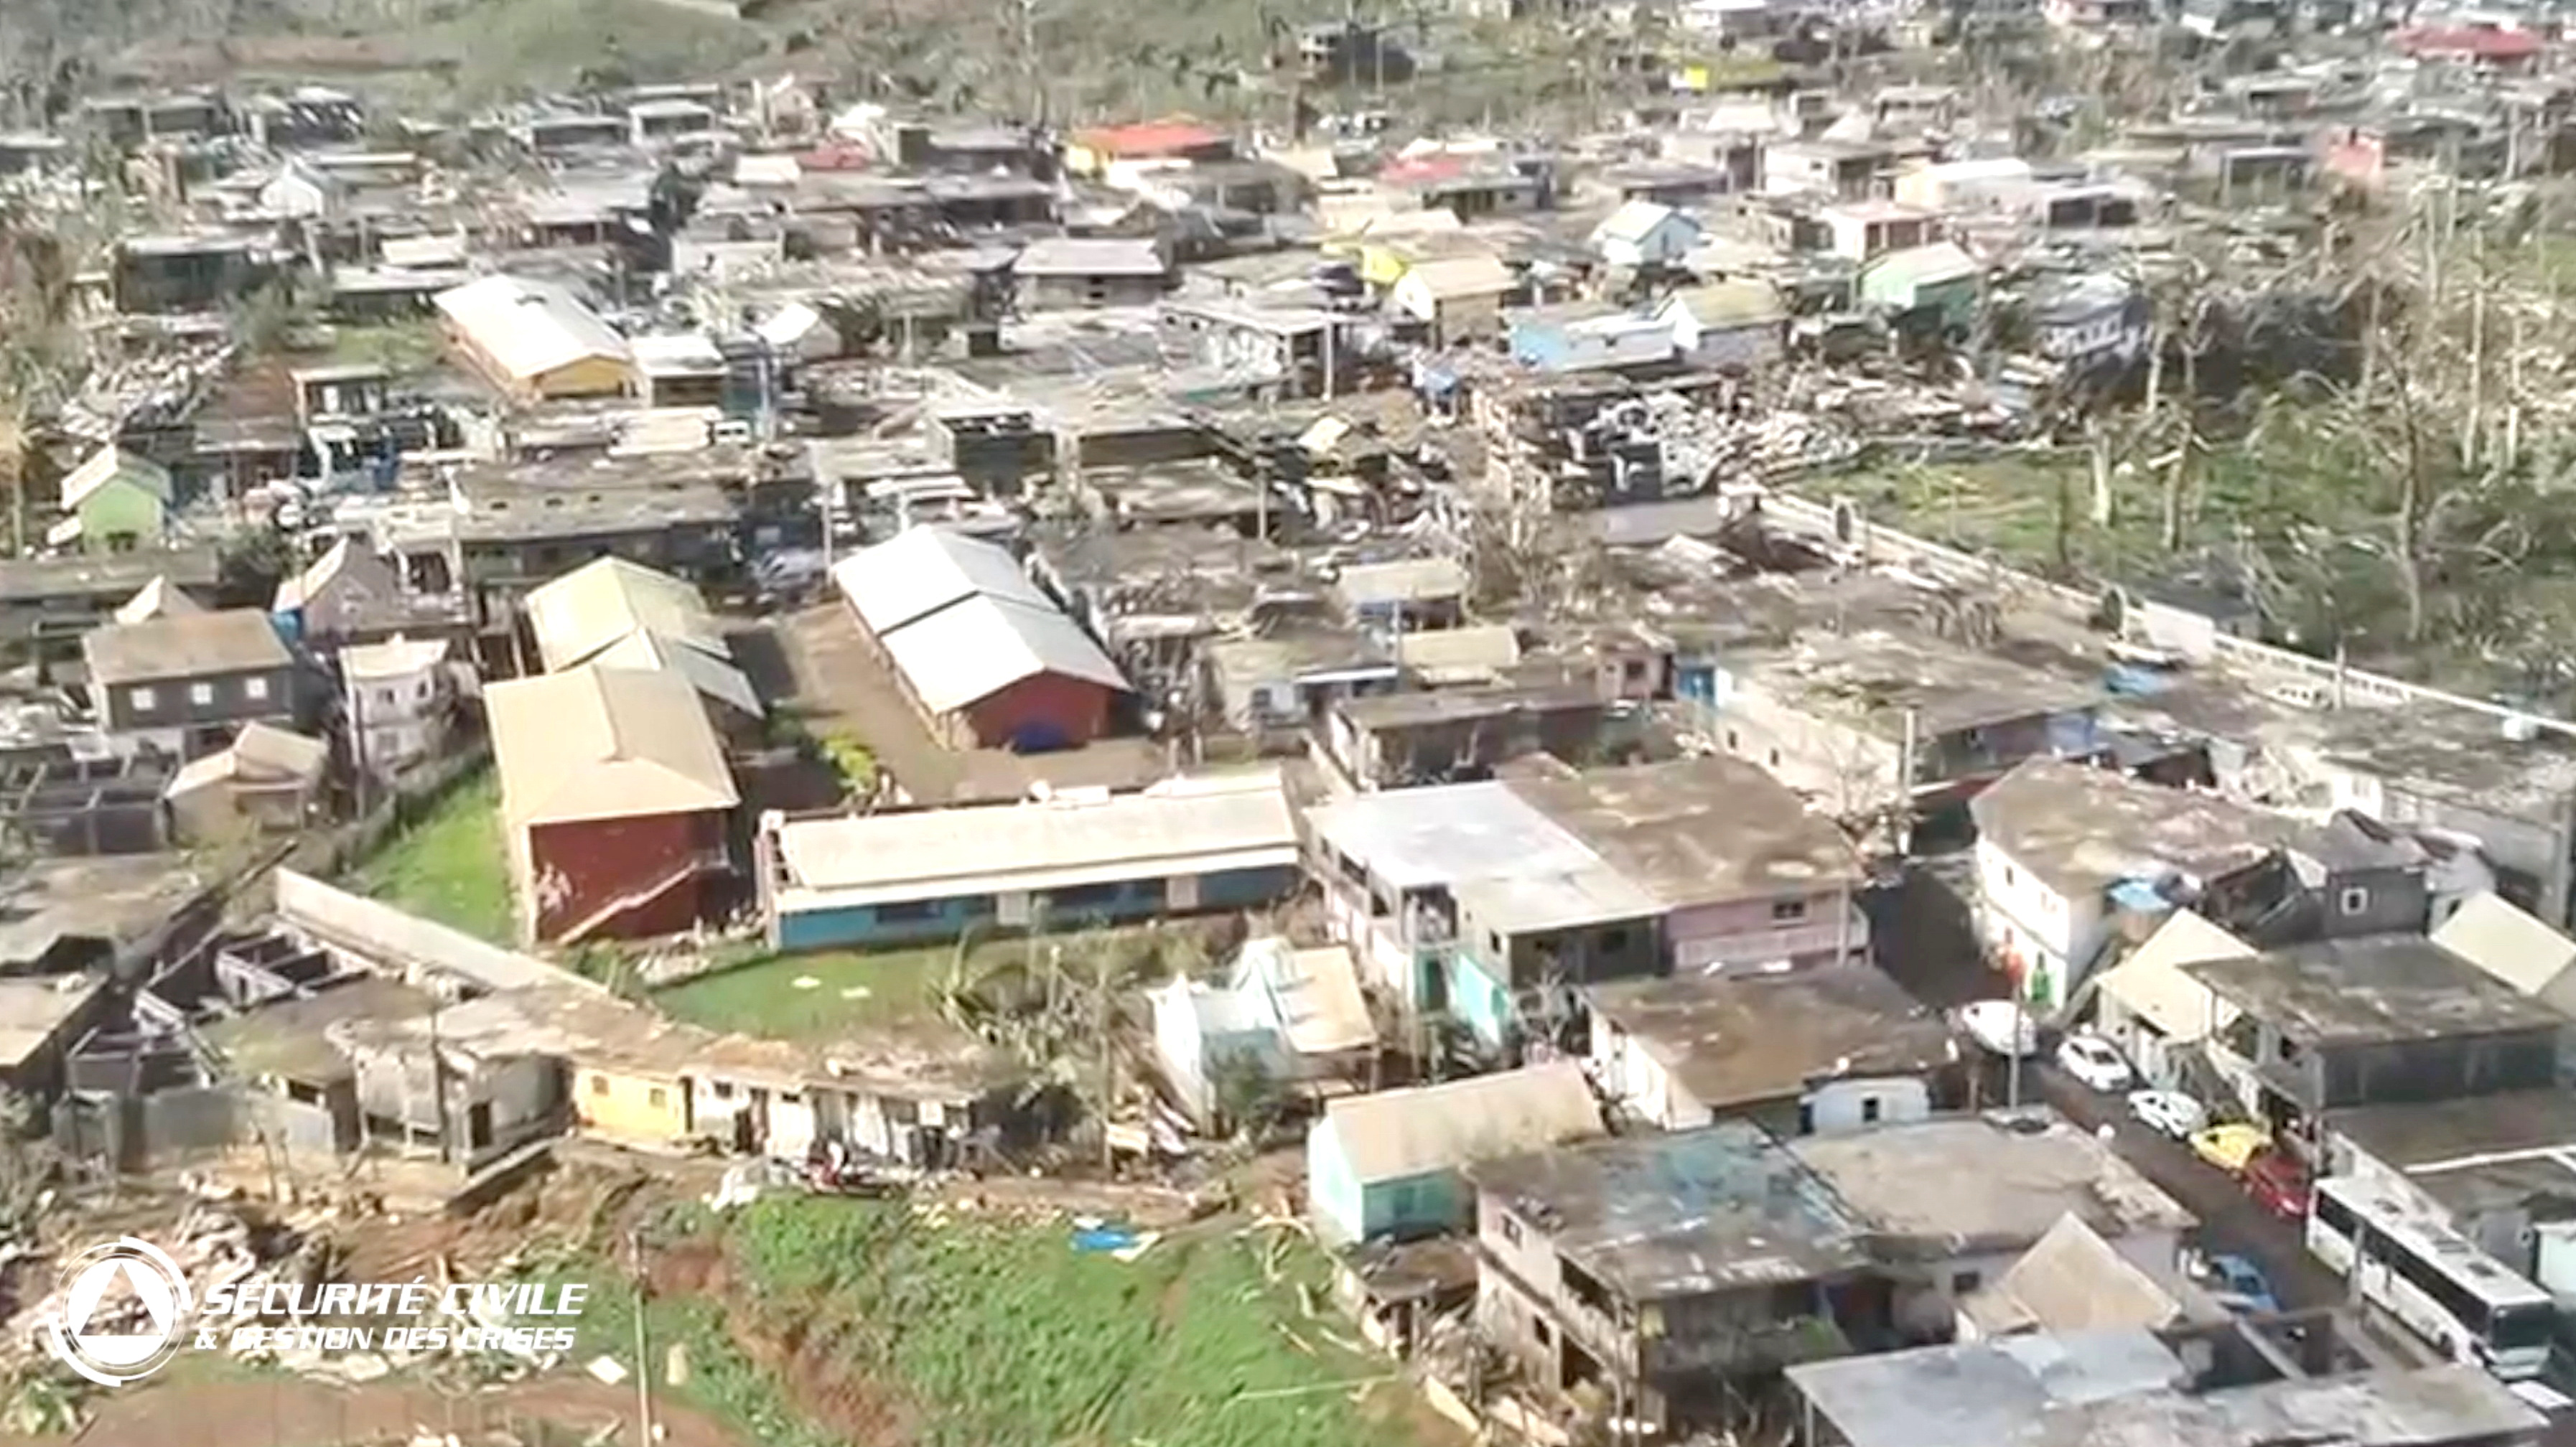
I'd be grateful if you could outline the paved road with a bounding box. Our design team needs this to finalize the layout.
[2025,1059,2348,1312]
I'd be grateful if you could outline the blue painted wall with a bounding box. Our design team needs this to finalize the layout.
[773,865,1301,950]
[1448,948,1517,1048]
[774,894,995,950]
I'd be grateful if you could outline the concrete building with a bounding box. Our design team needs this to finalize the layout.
[1586,966,1957,1135]
[2186,936,2569,1148]
[757,769,1298,950]
[1969,760,2416,1011]
[340,635,457,777]
[83,609,302,759]
[1467,1121,1875,1420]
[1307,757,1870,1047]
[1792,1111,2197,1339]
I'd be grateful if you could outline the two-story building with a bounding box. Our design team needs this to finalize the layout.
[1792,1110,2197,1339]
[1467,1122,1876,1424]
[83,609,302,759]
[1968,759,2424,1012]
[339,635,458,777]
[1709,626,2101,830]
[1305,757,1869,1049]
[2185,935,2570,1156]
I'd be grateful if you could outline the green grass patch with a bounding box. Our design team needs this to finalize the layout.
[347,769,517,944]
[653,947,951,1040]
[726,1197,1410,1447]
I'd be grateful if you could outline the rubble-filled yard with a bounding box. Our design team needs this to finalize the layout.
[570,1195,1422,1447]
[345,770,516,944]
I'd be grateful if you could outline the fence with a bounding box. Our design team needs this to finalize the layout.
[279,738,495,884]
[1760,484,2576,741]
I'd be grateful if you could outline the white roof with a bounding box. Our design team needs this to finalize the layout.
[879,594,1128,713]
[61,444,172,510]
[1915,156,2037,184]
[342,634,451,680]
[833,525,1053,634]
[1320,1061,1604,1182]
[2094,910,2248,1042]
[2433,891,2576,1001]
[433,273,631,383]
[755,301,826,348]
[772,770,1296,907]
[1591,199,1686,246]
[115,576,202,625]
[630,331,727,375]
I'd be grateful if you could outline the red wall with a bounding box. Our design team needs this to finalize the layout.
[528,808,729,942]
[959,671,1116,751]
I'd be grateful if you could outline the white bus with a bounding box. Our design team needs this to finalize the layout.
[2307,1176,2557,1381]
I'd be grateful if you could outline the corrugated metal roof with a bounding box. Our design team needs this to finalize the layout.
[2093,909,2249,1042]
[1322,1060,1603,1182]
[525,556,729,673]
[591,628,761,718]
[2432,890,2576,1001]
[773,769,1294,902]
[881,594,1128,713]
[485,665,737,829]
[433,273,632,383]
[834,525,1052,636]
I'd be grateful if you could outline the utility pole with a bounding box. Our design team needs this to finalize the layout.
[630,1229,657,1446]
[2006,984,2025,1110]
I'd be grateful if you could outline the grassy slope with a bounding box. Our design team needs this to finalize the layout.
[582,1197,1412,1447]
[347,769,518,943]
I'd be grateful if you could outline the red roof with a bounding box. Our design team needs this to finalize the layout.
[796,141,871,171]
[2397,24,2542,60]
[1073,118,1226,158]
[1380,154,1473,184]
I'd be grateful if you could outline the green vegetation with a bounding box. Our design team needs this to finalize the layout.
[587,1189,1411,1441]
[347,770,516,943]
[653,947,948,1039]
[813,732,879,797]
[327,319,447,380]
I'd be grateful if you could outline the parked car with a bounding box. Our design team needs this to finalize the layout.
[2190,1123,2273,1174]
[2127,1090,2208,1139]
[2187,1249,2280,1315]
[2055,1031,2135,1092]
[1956,1000,2039,1057]
[2243,1146,2310,1221]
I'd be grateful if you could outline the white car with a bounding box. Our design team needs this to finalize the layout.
[1956,1000,2039,1057]
[2127,1089,2209,1139]
[2055,1031,2136,1092]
